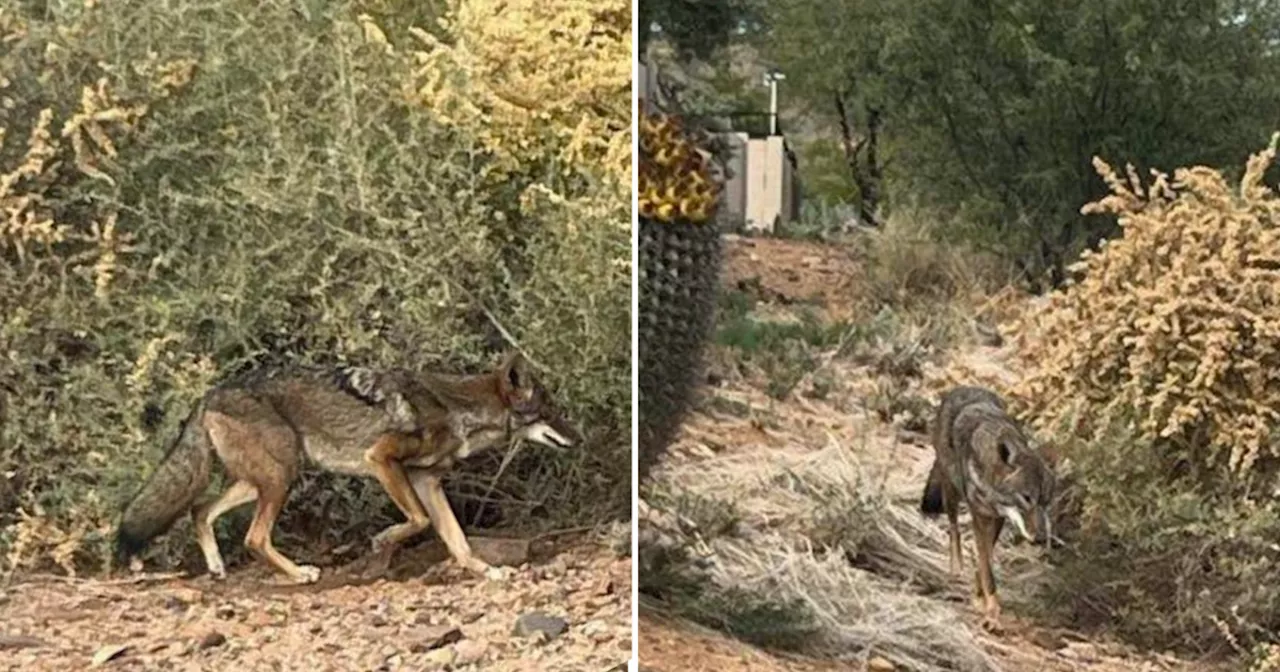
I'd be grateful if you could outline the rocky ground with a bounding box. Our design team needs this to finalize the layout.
[638,235,1226,672]
[0,534,631,671]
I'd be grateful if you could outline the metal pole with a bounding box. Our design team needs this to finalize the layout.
[769,79,778,135]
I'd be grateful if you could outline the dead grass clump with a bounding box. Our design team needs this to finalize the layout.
[854,206,1011,313]
[640,442,999,671]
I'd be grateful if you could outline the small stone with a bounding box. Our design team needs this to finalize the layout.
[868,656,895,671]
[309,624,323,635]
[198,632,226,650]
[423,647,456,667]
[0,634,48,650]
[91,644,130,666]
[215,604,236,620]
[407,625,463,653]
[582,620,611,643]
[1062,643,1100,663]
[453,639,488,665]
[1028,629,1067,651]
[370,613,388,627]
[470,537,531,567]
[412,611,439,626]
[512,612,568,640]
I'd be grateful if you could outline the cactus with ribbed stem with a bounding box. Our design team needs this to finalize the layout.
[637,105,724,481]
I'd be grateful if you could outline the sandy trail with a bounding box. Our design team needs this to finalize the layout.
[0,536,631,671]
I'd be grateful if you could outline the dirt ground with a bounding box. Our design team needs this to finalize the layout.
[637,235,1224,672]
[0,535,631,671]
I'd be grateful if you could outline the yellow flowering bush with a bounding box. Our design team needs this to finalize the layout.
[1004,136,1280,652]
[405,0,630,191]
[1010,135,1280,476]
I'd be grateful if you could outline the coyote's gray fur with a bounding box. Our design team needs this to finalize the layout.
[920,385,1055,629]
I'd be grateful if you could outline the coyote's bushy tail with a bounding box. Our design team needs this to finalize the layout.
[114,403,213,567]
[920,460,945,516]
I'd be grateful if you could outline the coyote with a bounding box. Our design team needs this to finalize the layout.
[114,351,577,584]
[919,386,1055,629]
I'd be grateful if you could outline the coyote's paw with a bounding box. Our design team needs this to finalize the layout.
[461,556,505,580]
[370,535,394,555]
[979,614,1005,634]
[977,598,1004,634]
[292,565,322,584]
[208,566,227,581]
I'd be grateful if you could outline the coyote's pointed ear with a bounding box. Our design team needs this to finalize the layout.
[498,351,531,400]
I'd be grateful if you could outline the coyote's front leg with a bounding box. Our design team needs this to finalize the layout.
[362,434,433,576]
[408,469,509,581]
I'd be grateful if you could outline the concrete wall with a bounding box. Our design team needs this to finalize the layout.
[740,135,796,233]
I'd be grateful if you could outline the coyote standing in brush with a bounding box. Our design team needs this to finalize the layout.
[115,351,577,584]
[919,386,1056,630]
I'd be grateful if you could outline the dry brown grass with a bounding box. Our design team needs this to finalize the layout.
[643,407,1002,671]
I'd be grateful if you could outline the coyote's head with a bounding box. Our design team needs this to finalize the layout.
[968,422,1056,548]
[496,351,580,449]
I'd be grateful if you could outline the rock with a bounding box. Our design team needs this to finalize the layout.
[423,647,456,667]
[513,612,568,640]
[1028,629,1067,651]
[91,643,130,666]
[1061,642,1100,663]
[470,536,531,567]
[407,625,464,653]
[0,633,48,650]
[582,620,611,643]
[198,632,226,650]
[454,639,488,665]
[868,656,895,671]
[413,611,441,626]
[370,613,388,627]
[214,604,236,620]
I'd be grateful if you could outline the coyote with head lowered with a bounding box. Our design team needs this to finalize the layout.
[115,351,577,584]
[920,386,1055,630]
